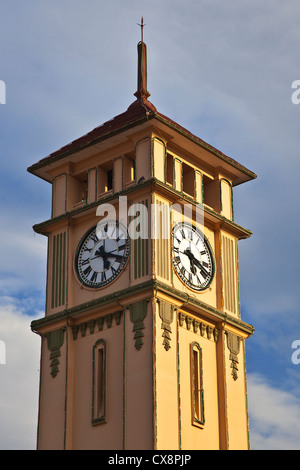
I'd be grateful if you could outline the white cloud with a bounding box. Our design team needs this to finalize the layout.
[248,373,300,450]
[0,305,40,450]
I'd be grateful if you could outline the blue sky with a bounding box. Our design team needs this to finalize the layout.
[1,0,300,450]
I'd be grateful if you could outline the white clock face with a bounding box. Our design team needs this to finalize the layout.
[76,221,130,288]
[172,223,214,291]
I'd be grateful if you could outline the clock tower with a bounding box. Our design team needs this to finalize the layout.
[28,33,256,450]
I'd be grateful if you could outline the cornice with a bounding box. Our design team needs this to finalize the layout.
[31,278,254,337]
[32,177,252,240]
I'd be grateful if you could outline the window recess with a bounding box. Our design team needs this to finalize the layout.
[165,153,174,187]
[182,162,195,198]
[191,342,205,426]
[98,163,113,196]
[92,339,106,425]
[124,152,135,186]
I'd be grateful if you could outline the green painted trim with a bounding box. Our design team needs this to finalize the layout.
[133,198,149,280]
[51,232,67,309]
[31,278,254,336]
[236,239,241,318]
[51,234,56,309]
[164,151,174,187]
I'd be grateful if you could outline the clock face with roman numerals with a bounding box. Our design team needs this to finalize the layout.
[75,221,130,288]
[172,223,214,291]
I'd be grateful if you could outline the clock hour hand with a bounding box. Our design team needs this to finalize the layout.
[182,248,209,279]
[93,245,111,269]
[94,245,125,266]
[191,256,209,279]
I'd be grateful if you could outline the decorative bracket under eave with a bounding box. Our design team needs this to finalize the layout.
[158,299,175,351]
[226,331,242,381]
[45,328,65,378]
[128,299,148,350]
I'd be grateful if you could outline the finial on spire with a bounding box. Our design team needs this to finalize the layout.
[138,17,146,43]
[134,17,150,101]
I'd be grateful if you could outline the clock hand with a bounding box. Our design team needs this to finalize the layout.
[93,245,111,269]
[181,248,209,279]
[105,252,124,263]
[93,245,125,266]
[189,258,197,275]
[191,256,209,279]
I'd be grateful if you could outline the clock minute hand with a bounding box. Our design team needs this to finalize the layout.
[105,251,124,263]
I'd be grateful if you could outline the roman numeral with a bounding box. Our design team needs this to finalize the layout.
[83,266,92,277]
[91,271,98,283]
[111,266,117,277]
[113,254,124,263]
[81,258,90,266]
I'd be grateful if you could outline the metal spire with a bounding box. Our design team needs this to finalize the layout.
[137,17,146,43]
[134,17,150,100]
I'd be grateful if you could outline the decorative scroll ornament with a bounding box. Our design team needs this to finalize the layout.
[45,328,65,378]
[129,299,148,350]
[226,332,242,381]
[158,300,175,351]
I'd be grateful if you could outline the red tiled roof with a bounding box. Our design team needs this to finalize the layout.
[27,96,256,181]
[28,98,156,171]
